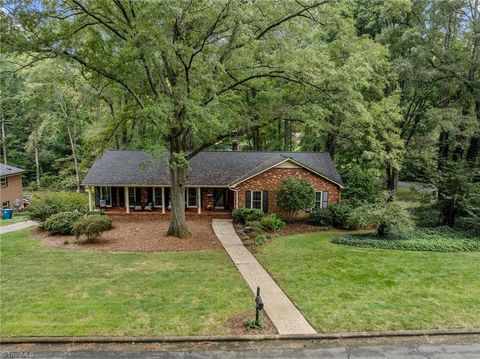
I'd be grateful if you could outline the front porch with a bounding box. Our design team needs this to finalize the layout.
[86,185,235,215]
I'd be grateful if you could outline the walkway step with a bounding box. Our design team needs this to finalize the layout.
[212,218,316,335]
[0,221,37,234]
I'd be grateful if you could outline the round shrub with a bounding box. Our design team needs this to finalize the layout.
[27,192,88,223]
[309,203,355,229]
[260,214,285,231]
[232,208,265,224]
[44,211,84,235]
[73,216,112,243]
[277,177,315,220]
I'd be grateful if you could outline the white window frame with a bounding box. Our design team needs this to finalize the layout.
[128,187,136,208]
[153,188,163,208]
[99,186,112,207]
[1,177,8,188]
[250,190,263,211]
[186,187,197,208]
[315,191,323,209]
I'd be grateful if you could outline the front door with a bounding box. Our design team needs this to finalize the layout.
[214,188,226,209]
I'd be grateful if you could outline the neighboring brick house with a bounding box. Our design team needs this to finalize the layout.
[0,163,26,209]
[82,150,343,216]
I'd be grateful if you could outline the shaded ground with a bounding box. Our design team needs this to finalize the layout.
[1,230,252,337]
[32,215,220,252]
[256,231,480,332]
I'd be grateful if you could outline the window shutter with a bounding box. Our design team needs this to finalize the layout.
[94,187,100,206]
[245,191,252,208]
[262,191,269,213]
[322,191,329,208]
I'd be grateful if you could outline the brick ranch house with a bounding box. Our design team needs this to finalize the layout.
[82,150,343,216]
[1,163,26,209]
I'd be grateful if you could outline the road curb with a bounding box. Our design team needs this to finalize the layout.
[2,328,479,344]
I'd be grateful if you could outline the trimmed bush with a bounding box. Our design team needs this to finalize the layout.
[454,217,480,235]
[309,203,355,229]
[260,214,285,231]
[332,227,480,252]
[73,216,112,243]
[44,211,84,235]
[27,192,88,223]
[232,208,265,224]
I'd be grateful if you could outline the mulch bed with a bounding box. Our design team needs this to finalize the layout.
[226,311,277,335]
[31,215,221,252]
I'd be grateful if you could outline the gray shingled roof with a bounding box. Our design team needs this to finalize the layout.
[0,163,25,177]
[82,150,343,187]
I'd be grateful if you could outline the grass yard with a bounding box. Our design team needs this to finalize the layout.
[256,231,480,332]
[0,230,252,337]
[0,212,28,227]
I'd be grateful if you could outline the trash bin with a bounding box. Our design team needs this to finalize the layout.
[2,208,13,220]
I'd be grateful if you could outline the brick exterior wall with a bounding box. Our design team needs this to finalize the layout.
[0,174,24,209]
[235,167,341,217]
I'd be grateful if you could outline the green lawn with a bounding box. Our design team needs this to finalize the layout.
[0,213,28,227]
[256,231,480,332]
[0,230,252,337]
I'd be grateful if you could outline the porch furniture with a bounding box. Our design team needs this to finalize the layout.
[99,199,107,211]
[144,202,153,211]
[134,203,143,211]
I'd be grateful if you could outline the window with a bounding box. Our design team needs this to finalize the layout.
[315,191,329,209]
[153,188,163,207]
[1,177,8,188]
[2,201,9,209]
[252,191,262,210]
[315,192,322,209]
[128,187,136,207]
[187,188,197,208]
[99,187,112,206]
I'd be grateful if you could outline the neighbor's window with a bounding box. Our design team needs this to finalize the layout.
[252,191,262,210]
[128,187,136,207]
[2,201,9,208]
[153,188,163,207]
[1,177,8,188]
[322,191,329,208]
[187,187,197,207]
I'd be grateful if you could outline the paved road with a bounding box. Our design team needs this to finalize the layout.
[0,220,37,234]
[212,218,316,335]
[4,343,479,358]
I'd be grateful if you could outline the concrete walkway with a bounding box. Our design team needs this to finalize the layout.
[212,218,316,335]
[0,221,37,234]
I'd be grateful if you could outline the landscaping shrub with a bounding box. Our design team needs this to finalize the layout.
[73,215,112,243]
[260,214,285,231]
[309,203,355,229]
[27,192,88,223]
[244,317,264,330]
[253,234,268,245]
[276,177,315,220]
[348,201,415,239]
[454,217,480,235]
[339,164,382,206]
[245,220,263,235]
[232,208,265,224]
[332,227,480,252]
[409,203,441,227]
[43,211,84,235]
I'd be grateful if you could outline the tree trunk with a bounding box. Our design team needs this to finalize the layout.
[67,125,81,193]
[1,113,6,164]
[166,109,190,238]
[386,163,398,200]
[326,132,336,160]
[34,134,40,189]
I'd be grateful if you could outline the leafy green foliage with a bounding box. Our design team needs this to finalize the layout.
[333,228,480,252]
[259,214,285,231]
[340,164,382,206]
[309,203,356,229]
[43,211,84,235]
[27,192,88,223]
[244,317,264,330]
[348,201,415,239]
[73,216,112,243]
[276,177,315,220]
[232,208,265,224]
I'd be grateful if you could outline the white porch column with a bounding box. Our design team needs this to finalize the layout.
[161,187,165,214]
[88,186,93,212]
[124,186,130,214]
[197,187,201,214]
